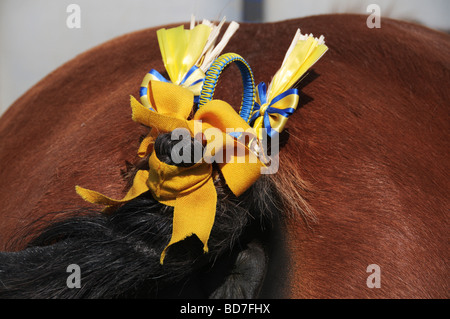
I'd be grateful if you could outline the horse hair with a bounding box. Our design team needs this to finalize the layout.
[0,132,283,298]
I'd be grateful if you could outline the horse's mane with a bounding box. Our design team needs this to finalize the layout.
[0,133,284,298]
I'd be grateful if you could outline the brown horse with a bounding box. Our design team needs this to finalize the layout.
[0,14,448,298]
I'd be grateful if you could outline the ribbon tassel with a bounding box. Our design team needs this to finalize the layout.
[251,29,328,139]
[140,17,240,109]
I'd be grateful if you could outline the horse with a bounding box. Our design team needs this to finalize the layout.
[0,14,448,298]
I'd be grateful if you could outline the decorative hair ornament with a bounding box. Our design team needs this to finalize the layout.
[76,19,327,264]
[77,80,263,263]
[139,16,239,107]
[136,17,240,158]
[251,29,328,139]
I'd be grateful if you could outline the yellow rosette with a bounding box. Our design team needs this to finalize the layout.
[77,81,263,264]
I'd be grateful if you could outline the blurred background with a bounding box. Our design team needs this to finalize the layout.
[1,0,449,116]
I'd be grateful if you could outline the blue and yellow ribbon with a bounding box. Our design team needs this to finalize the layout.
[250,82,298,139]
[199,53,255,123]
[140,66,204,108]
[139,23,213,109]
[250,31,328,139]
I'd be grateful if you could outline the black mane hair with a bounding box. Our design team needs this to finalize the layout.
[0,132,284,298]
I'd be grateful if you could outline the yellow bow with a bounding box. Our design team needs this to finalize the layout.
[76,81,263,263]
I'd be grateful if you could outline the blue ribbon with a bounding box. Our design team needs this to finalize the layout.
[250,82,298,137]
[148,69,171,83]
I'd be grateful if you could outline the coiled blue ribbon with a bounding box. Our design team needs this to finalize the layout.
[199,53,256,124]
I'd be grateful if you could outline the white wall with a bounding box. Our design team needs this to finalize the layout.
[1,0,448,116]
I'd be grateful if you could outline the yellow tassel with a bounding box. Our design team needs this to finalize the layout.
[157,24,211,85]
[155,16,240,87]
[266,29,328,101]
[251,29,328,139]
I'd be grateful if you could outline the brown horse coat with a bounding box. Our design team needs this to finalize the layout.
[0,14,448,298]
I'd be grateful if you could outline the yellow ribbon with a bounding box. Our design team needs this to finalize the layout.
[157,24,211,86]
[251,82,299,139]
[135,80,195,157]
[268,34,328,101]
[251,32,328,139]
[76,81,263,263]
[139,23,212,110]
